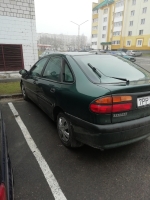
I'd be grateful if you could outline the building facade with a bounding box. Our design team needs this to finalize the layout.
[91,0,150,51]
[0,0,38,77]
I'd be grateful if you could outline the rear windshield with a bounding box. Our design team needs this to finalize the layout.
[74,55,150,81]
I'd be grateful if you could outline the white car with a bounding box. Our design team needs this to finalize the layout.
[126,50,142,57]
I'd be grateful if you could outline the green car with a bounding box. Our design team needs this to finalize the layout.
[19,52,150,149]
[116,51,136,62]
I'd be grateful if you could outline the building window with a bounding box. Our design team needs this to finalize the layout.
[132,0,136,5]
[141,19,145,24]
[114,11,123,17]
[103,17,107,22]
[129,21,133,26]
[104,8,108,14]
[93,18,98,23]
[113,31,121,36]
[144,0,148,2]
[92,42,97,45]
[126,41,131,46]
[115,0,124,7]
[103,26,106,30]
[102,34,106,38]
[93,10,98,14]
[131,10,135,16]
[139,30,143,35]
[136,39,143,47]
[0,44,24,71]
[128,31,132,36]
[92,26,98,30]
[142,7,147,13]
[112,40,120,45]
[92,34,97,38]
[114,21,122,27]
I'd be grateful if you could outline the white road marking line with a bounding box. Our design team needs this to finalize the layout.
[8,102,67,200]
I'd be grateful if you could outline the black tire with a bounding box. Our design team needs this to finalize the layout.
[21,83,29,101]
[57,112,82,148]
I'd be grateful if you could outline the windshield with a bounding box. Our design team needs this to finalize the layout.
[74,55,150,81]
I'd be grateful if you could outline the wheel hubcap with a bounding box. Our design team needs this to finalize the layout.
[58,117,69,142]
[22,85,26,97]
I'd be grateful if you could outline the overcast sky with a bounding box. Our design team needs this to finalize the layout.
[34,0,98,38]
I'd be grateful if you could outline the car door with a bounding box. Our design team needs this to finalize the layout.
[36,56,62,119]
[24,57,49,104]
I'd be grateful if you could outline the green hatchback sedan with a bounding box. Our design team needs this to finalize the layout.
[19,52,150,149]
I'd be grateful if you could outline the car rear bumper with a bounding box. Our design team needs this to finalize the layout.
[66,113,150,149]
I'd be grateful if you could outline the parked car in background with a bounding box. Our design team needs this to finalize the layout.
[117,48,128,53]
[0,111,14,200]
[19,52,150,150]
[115,51,136,62]
[89,49,106,54]
[126,50,142,57]
[107,51,117,55]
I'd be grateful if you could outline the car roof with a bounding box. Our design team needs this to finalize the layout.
[42,52,94,56]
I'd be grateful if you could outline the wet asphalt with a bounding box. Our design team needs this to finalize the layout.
[1,100,150,200]
[0,56,150,200]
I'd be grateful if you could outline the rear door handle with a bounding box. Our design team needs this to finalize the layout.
[50,88,55,93]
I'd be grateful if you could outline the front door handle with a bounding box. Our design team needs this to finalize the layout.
[50,88,55,93]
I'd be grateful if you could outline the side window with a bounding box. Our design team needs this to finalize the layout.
[43,57,62,81]
[31,57,48,77]
[63,62,74,82]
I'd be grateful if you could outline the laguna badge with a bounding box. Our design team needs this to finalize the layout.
[113,112,127,118]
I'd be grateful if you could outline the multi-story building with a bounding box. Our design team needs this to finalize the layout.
[91,0,150,52]
[0,0,38,78]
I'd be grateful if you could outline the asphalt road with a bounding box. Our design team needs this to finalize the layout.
[1,100,150,200]
[0,56,150,200]
[135,56,150,71]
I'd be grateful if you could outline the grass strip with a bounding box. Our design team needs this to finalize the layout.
[0,82,21,95]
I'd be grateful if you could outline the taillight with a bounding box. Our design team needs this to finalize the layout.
[0,184,7,200]
[90,96,132,114]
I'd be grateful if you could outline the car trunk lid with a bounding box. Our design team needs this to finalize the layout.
[97,82,150,123]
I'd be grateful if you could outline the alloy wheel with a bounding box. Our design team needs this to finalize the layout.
[58,117,69,142]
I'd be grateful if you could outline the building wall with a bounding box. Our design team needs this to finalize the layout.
[0,0,38,72]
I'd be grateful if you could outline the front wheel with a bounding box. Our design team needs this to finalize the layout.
[57,112,82,148]
[21,83,29,101]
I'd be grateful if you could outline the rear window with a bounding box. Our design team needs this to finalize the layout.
[74,55,150,81]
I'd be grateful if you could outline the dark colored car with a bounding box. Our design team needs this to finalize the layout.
[117,48,128,53]
[89,49,106,54]
[0,112,14,200]
[115,51,136,62]
[20,52,150,149]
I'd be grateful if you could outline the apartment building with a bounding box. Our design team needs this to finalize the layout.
[91,0,150,51]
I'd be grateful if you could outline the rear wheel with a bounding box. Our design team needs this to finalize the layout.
[57,112,82,148]
[21,83,29,100]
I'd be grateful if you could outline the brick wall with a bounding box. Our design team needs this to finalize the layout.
[0,0,38,72]
[0,0,35,19]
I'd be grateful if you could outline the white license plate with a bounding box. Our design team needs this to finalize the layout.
[137,96,150,107]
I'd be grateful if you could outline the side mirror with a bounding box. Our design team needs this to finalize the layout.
[19,69,28,75]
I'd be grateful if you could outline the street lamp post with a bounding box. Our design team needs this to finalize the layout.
[70,20,88,51]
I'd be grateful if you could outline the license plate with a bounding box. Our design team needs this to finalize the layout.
[137,96,150,107]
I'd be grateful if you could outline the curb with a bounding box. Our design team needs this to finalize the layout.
[0,93,22,100]
[0,78,21,83]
